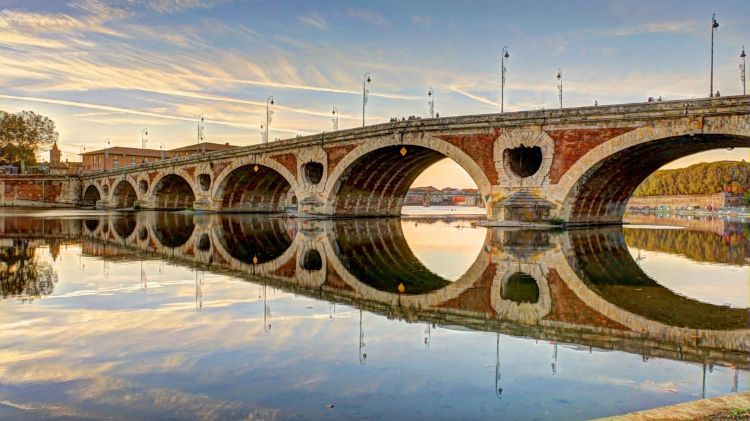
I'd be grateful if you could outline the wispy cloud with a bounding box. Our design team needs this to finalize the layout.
[346,7,390,28]
[450,88,500,107]
[598,20,701,37]
[298,12,328,30]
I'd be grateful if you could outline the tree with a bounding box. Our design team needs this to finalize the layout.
[0,110,59,166]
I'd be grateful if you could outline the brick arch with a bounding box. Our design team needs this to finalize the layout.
[211,156,300,212]
[552,121,750,224]
[322,134,493,216]
[82,183,101,206]
[111,179,138,209]
[150,173,197,210]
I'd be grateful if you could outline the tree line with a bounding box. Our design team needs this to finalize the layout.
[633,161,750,197]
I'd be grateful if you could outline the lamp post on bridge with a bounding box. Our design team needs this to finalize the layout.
[103,138,110,171]
[141,128,148,163]
[740,46,747,96]
[197,115,205,153]
[428,87,435,118]
[362,72,371,127]
[556,69,563,109]
[265,96,274,144]
[501,46,510,113]
[710,13,719,97]
[331,106,339,131]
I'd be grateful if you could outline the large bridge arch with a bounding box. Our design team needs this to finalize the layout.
[553,118,750,224]
[111,180,138,209]
[150,173,197,210]
[322,134,493,216]
[211,156,300,212]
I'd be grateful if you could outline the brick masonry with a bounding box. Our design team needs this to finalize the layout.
[0,176,80,207]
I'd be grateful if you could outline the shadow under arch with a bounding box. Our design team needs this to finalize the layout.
[560,134,750,224]
[152,174,196,210]
[82,184,101,207]
[565,227,749,330]
[151,212,196,248]
[324,141,491,217]
[214,164,293,212]
[214,215,295,264]
[112,215,137,239]
[112,180,138,209]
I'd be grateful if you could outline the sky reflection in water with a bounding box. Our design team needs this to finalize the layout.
[0,210,748,420]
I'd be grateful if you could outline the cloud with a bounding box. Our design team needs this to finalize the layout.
[599,20,702,37]
[298,12,328,30]
[0,93,257,129]
[346,7,390,28]
[450,88,500,107]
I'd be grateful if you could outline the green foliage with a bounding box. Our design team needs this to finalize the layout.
[0,110,59,166]
[744,190,750,206]
[623,228,749,265]
[548,216,566,225]
[633,161,750,197]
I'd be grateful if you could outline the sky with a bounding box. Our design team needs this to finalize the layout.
[1,0,748,189]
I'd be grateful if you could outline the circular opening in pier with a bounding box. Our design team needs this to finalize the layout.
[303,162,324,185]
[302,249,323,271]
[139,180,148,194]
[502,272,540,303]
[505,145,543,178]
[198,174,211,191]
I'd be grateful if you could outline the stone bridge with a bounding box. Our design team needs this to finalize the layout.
[6,212,745,368]
[79,96,750,224]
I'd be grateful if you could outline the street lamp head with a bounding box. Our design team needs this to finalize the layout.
[270,98,275,105]
[741,46,747,58]
[332,108,336,115]
[504,51,510,58]
[366,75,371,83]
[712,13,719,29]
[556,69,561,80]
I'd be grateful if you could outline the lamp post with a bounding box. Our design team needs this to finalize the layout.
[556,69,563,109]
[331,106,339,131]
[265,96,274,144]
[740,46,747,96]
[428,87,435,118]
[141,128,148,163]
[104,138,110,171]
[362,72,371,127]
[710,13,719,97]
[197,114,205,153]
[501,46,510,112]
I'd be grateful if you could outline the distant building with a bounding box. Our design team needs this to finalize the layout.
[405,186,483,207]
[81,147,167,172]
[48,141,82,175]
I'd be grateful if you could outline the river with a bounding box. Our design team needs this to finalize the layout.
[0,209,747,420]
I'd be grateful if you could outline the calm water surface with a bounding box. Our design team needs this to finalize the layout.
[0,209,748,420]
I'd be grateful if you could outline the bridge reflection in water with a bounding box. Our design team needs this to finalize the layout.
[2,211,747,375]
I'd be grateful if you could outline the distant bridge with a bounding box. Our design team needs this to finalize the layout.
[77,96,750,224]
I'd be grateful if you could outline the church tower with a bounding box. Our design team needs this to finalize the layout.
[50,141,61,164]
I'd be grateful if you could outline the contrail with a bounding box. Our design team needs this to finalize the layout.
[190,75,421,101]
[0,94,310,135]
[450,88,500,107]
[131,87,362,119]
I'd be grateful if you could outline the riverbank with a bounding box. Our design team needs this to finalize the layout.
[598,392,750,420]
